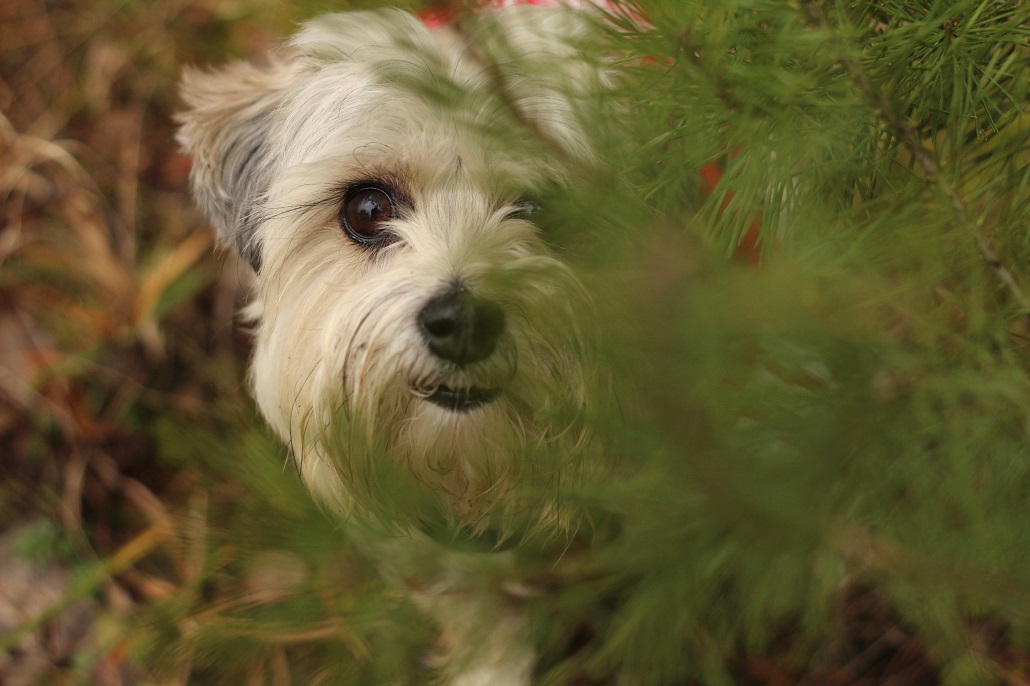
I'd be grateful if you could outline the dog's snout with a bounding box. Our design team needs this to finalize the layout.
[418,288,506,366]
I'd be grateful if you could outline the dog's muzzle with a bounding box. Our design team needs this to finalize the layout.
[416,285,507,412]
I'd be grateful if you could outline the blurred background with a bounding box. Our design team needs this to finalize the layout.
[0,1,394,684]
[3,1,1030,685]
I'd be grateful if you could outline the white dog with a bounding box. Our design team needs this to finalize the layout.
[177,5,610,684]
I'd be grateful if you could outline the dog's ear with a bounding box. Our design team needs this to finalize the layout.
[176,60,291,272]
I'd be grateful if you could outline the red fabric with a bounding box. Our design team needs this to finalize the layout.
[699,153,764,266]
[418,4,456,28]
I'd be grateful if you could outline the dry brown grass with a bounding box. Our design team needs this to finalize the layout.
[0,2,419,684]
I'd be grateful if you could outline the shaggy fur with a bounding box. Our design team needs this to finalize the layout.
[177,6,608,684]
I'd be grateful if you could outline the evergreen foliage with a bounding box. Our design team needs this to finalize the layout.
[546,0,1030,683]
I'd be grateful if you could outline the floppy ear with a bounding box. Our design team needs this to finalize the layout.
[176,60,292,272]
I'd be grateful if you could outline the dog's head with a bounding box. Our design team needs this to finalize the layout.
[177,6,608,533]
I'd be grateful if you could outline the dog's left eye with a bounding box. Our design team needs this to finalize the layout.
[341,185,396,245]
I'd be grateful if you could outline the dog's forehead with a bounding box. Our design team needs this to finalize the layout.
[276,71,560,197]
[271,9,590,190]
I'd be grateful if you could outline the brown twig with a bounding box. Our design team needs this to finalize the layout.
[0,518,173,652]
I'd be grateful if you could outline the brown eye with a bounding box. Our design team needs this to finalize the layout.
[341,185,396,245]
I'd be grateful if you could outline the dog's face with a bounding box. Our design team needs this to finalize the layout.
[177,7,606,531]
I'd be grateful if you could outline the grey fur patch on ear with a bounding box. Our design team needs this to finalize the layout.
[176,59,292,272]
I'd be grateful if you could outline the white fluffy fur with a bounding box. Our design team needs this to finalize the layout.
[177,6,607,684]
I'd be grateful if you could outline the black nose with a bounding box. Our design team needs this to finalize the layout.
[418,287,506,366]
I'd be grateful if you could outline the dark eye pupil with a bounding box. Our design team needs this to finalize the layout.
[344,187,394,239]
